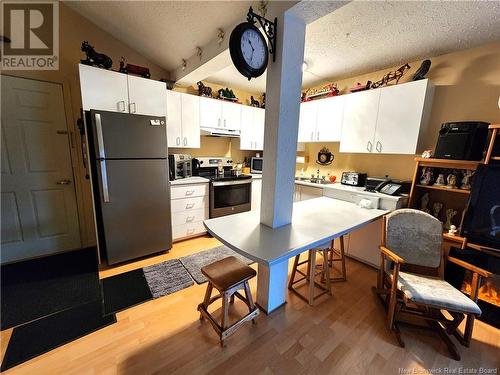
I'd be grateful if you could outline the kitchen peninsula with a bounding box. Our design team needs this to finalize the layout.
[204,196,388,313]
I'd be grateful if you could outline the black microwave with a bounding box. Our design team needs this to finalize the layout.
[250,157,263,174]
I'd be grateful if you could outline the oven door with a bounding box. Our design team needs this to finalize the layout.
[210,180,252,218]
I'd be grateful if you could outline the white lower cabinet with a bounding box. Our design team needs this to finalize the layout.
[345,218,382,268]
[251,179,262,210]
[170,183,208,241]
[294,184,323,202]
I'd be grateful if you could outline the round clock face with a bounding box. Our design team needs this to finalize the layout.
[230,23,269,80]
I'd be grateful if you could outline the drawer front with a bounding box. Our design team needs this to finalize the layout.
[171,196,208,213]
[170,184,208,200]
[172,208,207,226]
[172,221,206,240]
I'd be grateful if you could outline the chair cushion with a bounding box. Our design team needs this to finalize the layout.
[391,271,481,315]
[201,256,256,291]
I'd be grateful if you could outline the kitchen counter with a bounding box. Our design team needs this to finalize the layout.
[204,196,387,312]
[170,176,209,186]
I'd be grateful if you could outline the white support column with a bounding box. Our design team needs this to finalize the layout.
[256,260,289,313]
[260,11,306,229]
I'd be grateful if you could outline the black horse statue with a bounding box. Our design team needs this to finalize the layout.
[197,81,212,97]
[80,41,112,69]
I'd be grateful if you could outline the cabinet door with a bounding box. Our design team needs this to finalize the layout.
[199,97,222,129]
[253,107,265,150]
[221,101,242,130]
[299,185,323,201]
[298,101,317,142]
[127,75,167,116]
[374,80,429,154]
[316,96,344,142]
[166,90,183,147]
[347,218,382,268]
[251,179,262,210]
[339,90,380,153]
[181,93,200,148]
[239,106,255,150]
[79,64,128,112]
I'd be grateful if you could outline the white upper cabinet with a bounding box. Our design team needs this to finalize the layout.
[374,79,433,154]
[340,89,381,153]
[199,97,222,129]
[253,107,265,150]
[127,75,167,117]
[340,79,434,154]
[166,90,200,149]
[298,101,317,142]
[79,64,128,113]
[221,101,242,130]
[240,106,265,150]
[79,64,167,117]
[180,93,200,148]
[315,95,344,142]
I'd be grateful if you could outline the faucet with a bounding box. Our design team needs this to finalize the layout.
[316,169,320,179]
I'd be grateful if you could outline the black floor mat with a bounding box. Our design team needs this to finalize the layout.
[102,269,153,315]
[0,300,116,371]
[1,248,101,330]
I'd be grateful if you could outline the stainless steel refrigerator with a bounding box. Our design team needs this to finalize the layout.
[87,110,172,264]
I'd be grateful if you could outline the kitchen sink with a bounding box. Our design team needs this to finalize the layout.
[295,178,333,185]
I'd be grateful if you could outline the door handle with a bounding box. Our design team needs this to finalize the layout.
[376,141,382,153]
[186,203,195,209]
[129,102,137,113]
[316,131,319,141]
[367,141,373,152]
[100,160,110,202]
[185,190,195,196]
[224,119,227,127]
[218,118,221,127]
[311,131,314,141]
[176,137,181,146]
[117,101,126,112]
[186,216,195,222]
[187,228,195,235]
[95,114,106,159]
[183,137,187,146]
[56,179,72,185]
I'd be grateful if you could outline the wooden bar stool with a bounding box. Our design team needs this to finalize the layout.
[324,236,347,282]
[288,248,332,305]
[198,256,259,346]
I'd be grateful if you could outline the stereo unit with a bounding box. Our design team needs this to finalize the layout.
[434,121,489,161]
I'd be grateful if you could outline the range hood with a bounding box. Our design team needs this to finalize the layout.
[200,127,240,137]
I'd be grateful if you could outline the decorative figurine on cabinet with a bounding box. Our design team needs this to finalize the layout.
[370,63,411,89]
[446,173,457,189]
[434,173,445,186]
[420,192,430,214]
[197,81,213,97]
[460,170,473,190]
[250,96,260,107]
[444,208,458,230]
[261,93,266,108]
[80,41,112,69]
[412,59,431,81]
[448,225,458,235]
[420,167,432,185]
[432,202,443,219]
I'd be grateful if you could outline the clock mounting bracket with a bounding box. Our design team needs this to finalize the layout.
[246,6,277,62]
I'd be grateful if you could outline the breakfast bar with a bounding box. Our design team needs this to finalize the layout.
[204,197,388,313]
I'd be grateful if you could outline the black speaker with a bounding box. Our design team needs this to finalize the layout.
[434,121,489,161]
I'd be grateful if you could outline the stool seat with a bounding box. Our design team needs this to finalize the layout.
[201,256,256,290]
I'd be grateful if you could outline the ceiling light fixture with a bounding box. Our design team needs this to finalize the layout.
[302,61,308,72]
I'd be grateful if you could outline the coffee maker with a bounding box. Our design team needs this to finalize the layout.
[168,154,192,180]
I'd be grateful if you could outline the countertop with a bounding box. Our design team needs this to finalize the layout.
[204,197,387,266]
[170,176,209,186]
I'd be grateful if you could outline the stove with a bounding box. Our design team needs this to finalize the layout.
[194,157,252,218]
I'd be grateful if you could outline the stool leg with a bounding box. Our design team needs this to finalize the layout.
[306,251,312,282]
[243,281,257,324]
[288,254,300,290]
[220,291,230,347]
[200,282,213,320]
[308,250,316,306]
[230,294,235,304]
[340,235,346,281]
[322,248,332,295]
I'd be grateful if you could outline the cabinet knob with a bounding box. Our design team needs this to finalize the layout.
[56,179,72,185]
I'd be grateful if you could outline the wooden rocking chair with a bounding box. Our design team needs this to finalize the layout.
[373,209,491,360]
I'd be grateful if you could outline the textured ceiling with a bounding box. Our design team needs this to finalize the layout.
[206,1,500,92]
[65,0,254,71]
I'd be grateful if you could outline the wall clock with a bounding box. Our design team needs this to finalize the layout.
[230,23,268,80]
[229,7,277,81]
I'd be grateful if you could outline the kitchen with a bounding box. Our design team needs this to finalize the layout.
[1,1,500,374]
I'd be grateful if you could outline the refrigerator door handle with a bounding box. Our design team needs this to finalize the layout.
[95,113,106,159]
[100,159,110,202]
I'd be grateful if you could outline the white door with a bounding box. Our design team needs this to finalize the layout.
[1,76,81,263]
[221,101,242,130]
[374,80,428,154]
[298,101,317,142]
[316,96,344,142]
[253,107,265,150]
[79,64,128,113]
[127,75,167,117]
[339,90,381,153]
[251,179,262,210]
[166,90,182,147]
[181,93,200,148]
[199,97,222,129]
[240,105,254,150]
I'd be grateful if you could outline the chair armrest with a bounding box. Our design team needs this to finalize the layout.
[379,246,405,264]
[447,256,492,278]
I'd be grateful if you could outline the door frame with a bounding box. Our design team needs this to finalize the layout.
[1,73,92,248]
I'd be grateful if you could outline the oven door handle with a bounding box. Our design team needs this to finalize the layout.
[212,179,252,187]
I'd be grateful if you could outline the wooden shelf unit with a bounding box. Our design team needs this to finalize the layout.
[415,184,470,195]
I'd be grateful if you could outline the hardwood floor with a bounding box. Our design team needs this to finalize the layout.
[1,236,499,374]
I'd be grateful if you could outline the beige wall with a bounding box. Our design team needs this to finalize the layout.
[1,2,169,246]
[300,42,500,181]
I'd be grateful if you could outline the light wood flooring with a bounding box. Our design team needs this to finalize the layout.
[1,236,499,374]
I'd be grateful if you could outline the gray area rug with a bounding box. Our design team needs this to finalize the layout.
[179,245,253,284]
[143,259,194,298]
